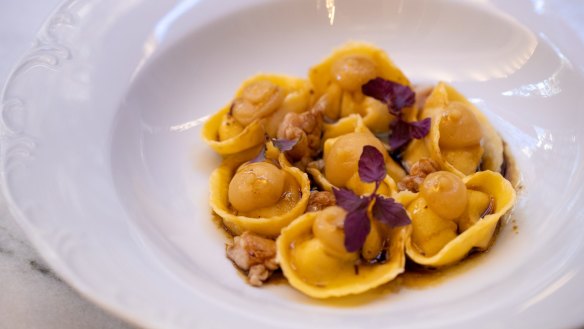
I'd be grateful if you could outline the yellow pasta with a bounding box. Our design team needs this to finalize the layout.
[202,42,517,297]
[202,74,311,156]
[276,206,408,298]
[308,118,403,196]
[404,170,516,267]
[308,42,411,133]
[403,82,504,176]
[209,143,311,237]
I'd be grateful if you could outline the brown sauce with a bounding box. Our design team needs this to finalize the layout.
[503,142,522,190]
[502,142,522,236]
[211,212,236,241]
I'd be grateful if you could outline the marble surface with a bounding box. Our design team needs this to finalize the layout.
[0,1,134,328]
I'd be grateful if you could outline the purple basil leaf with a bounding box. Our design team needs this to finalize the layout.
[272,138,298,152]
[388,118,412,150]
[388,117,431,150]
[362,78,415,114]
[344,203,371,252]
[362,78,394,104]
[249,145,266,163]
[390,83,416,112]
[410,118,431,139]
[358,145,386,184]
[372,195,411,227]
[333,188,369,212]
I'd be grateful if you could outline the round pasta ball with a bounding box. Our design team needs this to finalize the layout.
[420,171,468,220]
[324,132,388,188]
[331,55,378,92]
[231,80,284,126]
[228,162,286,213]
[438,101,482,148]
[312,206,352,258]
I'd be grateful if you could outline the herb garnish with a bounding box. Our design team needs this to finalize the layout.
[250,137,298,163]
[333,145,411,252]
[362,78,431,150]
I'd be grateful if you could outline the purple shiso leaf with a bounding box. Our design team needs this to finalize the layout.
[388,118,412,150]
[372,195,411,227]
[343,203,371,252]
[409,117,431,139]
[391,83,416,112]
[333,188,369,212]
[249,145,266,163]
[362,78,394,105]
[388,117,431,150]
[358,145,387,184]
[362,78,415,114]
[272,138,298,152]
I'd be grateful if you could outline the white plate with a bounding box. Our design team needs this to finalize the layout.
[2,0,584,328]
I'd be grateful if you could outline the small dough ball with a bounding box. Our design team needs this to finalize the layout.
[439,102,483,148]
[228,162,286,213]
[324,132,388,188]
[241,80,279,103]
[312,206,355,259]
[420,171,468,220]
[232,80,284,126]
[331,55,378,92]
